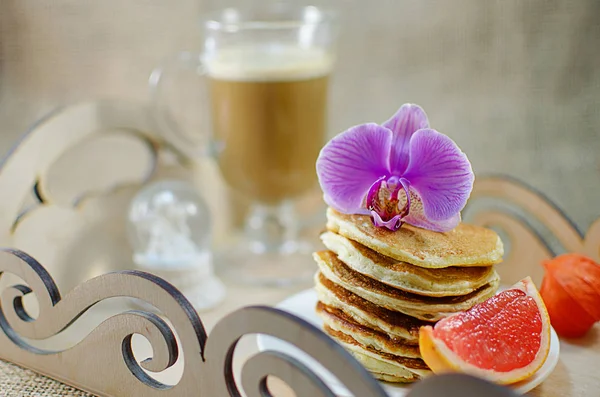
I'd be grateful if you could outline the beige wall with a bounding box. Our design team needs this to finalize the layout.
[1,0,599,230]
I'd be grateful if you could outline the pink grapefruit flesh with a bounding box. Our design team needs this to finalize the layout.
[419,277,551,384]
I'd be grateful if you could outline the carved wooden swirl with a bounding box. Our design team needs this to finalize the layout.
[0,100,203,310]
[466,175,600,285]
[0,248,392,396]
[0,102,161,236]
[0,248,205,395]
[205,307,388,397]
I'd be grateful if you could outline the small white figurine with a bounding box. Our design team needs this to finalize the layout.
[128,180,225,311]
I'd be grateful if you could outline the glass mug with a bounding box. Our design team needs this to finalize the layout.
[151,4,339,286]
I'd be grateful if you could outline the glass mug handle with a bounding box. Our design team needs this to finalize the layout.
[149,51,212,158]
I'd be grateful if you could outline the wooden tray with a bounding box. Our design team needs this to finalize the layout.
[0,100,596,396]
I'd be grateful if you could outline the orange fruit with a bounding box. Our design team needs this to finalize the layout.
[419,277,551,384]
[540,254,600,338]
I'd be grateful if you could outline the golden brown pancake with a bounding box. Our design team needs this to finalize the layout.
[371,372,419,383]
[324,325,430,382]
[325,327,429,370]
[314,251,499,321]
[314,271,428,343]
[316,301,421,358]
[321,231,500,297]
[326,208,503,268]
[346,349,424,383]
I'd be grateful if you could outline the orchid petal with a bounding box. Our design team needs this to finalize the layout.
[403,128,474,225]
[406,212,462,232]
[403,188,462,232]
[382,104,429,174]
[316,123,392,214]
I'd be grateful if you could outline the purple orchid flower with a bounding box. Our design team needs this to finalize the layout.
[316,104,474,232]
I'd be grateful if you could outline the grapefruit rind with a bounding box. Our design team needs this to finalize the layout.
[419,277,551,385]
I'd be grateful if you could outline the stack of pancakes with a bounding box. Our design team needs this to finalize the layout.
[314,208,504,383]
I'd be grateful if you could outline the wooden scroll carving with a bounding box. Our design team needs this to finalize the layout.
[0,248,519,397]
[466,175,600,286]
[0,101,205,296]
[0,247,389,397]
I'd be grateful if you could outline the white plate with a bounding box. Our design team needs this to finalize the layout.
[257,288,560,397]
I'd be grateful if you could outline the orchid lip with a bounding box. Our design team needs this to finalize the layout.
[370,211,404,231]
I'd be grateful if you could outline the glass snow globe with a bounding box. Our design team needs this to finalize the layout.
[127,180,225,311]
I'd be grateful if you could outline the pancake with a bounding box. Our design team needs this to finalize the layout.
[371,372,418,383]
[316,301,421,358]
[314,251,499,321]
[315,271,428,343]
[321,231,500,297]
[326,208,504,268]
[324,325,430,382]
[347,350,421,383]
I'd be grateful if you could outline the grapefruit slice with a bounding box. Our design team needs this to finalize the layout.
[419,277,551,384]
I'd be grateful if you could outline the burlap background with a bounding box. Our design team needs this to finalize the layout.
[0,361,93,397]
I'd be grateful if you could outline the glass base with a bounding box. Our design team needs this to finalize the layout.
[215,240,316,287]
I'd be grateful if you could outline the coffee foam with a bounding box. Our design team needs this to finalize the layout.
[205,45,333,81]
